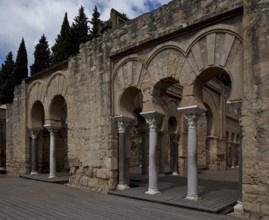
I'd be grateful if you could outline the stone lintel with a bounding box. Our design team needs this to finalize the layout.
[177,105,206,115]
[114,115,134,122]
[140,110,164,119]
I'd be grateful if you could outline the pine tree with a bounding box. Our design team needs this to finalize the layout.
[13,38,28,86]
[90,5,103,38]
[70,6,89,55]
[0,52,15,104]
[30,34,51,75]
[51,12,72,65]
[89,6,102,39]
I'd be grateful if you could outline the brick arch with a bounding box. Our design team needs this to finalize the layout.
[44,71,69,122]
[27,80,45,128]
[143,44,185,90]
[186,27,243,102]
[112,56,146,116]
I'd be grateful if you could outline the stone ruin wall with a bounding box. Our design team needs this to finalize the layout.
[6,83,30,175]
[0,106,6,168]
[5,0,269,217]
[242,1,269,218]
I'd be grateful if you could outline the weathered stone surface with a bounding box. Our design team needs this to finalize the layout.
[3,0,269,218]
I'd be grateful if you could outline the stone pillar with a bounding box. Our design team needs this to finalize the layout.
[141,111,163,195]
[140,129,148,176]
[44,124,61,178]
[170,134,179,175]
[114,116,133,190]
[30,129,40,175]
[158,132,165,176]
[178,105,206,201]
[226,141,232,169]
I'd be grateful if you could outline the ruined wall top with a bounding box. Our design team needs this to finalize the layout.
[80,0,243,59]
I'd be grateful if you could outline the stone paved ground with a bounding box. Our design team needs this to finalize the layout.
[0,176,243,220]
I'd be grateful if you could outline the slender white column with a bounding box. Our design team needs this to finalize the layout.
[178,105,206,201]
[44,125,61,178]
[141,111,163,195]
[114,116,133,190]
[185,113,199,200]
[30,129,40,175]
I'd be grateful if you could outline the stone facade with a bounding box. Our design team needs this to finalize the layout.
[3,0,269,218]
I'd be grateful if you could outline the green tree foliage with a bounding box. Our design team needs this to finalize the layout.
[30,34,51,75]
[0,52,15,104]
[71,6,89,55]
[89,6,102,39]
[51,12,72,65]
[13,38,28,86]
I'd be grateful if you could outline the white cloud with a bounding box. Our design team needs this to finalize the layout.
[0,0,171,68]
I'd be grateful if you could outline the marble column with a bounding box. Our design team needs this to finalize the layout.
[141,111,163,195]
[44,124,61,178]
[30,129,40,175]
[178,105,206,200]
[115,116,133,190]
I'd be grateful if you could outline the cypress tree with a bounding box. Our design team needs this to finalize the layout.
[51,12,72,65]
[30,34,51,75]
[70,6,89,55]
[13,38,28,85]
[89,6,102,39]
[0,52,15,104]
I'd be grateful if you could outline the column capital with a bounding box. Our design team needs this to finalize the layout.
[140,111,163,131]
[178,105,206,128]
[29,128,42,139]
[114,115,134,133]
[44,124,61,134]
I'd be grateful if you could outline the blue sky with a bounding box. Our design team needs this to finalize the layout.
[0,0,170,68]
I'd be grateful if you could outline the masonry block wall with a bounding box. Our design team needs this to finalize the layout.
[6,83,29,174]
[0,106,6,168]
[242,0,269,218]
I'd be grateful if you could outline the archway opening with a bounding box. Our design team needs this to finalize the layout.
[194,66,241,181]
[49,95,67,125]
[118,87,145,182]
[30,101,47,173]
[48,95,68,173]
[151,77,182,176]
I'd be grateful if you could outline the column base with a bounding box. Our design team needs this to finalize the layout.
[233,200,244,214]
[117,184,130,190]
[172,172,179,176]
[185,194,200,201]
[48,174,56,178]
[30,171,39,175]
[145,188,160,195]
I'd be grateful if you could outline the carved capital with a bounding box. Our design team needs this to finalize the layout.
[114,115,134,134]
[140,111,163,131]
[184,113,200,128]
[29,128,41,139]
[145,117,158,130]
[118,120,129,133]
[44,124,61,135]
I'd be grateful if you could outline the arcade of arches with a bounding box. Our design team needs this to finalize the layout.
[3,0,269,218]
